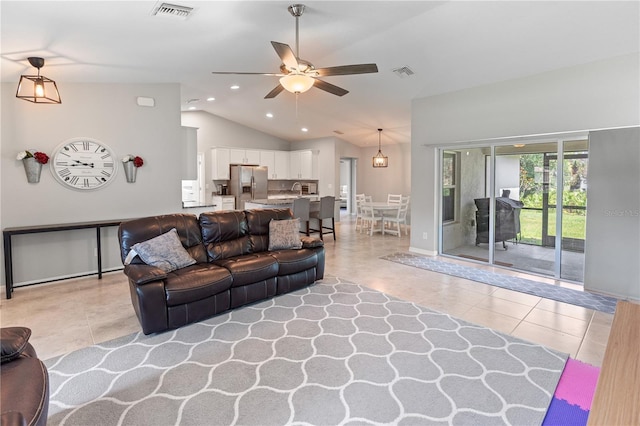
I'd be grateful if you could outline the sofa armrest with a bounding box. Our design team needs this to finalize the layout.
[301,236,324,249]
[124,264,168,285]
[1,327,31,364]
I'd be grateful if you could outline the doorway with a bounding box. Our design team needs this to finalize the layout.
[340,158,358,214]
[439,138,588,283]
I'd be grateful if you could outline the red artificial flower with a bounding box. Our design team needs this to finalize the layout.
[133,156,144,168]
[33,152,49,165]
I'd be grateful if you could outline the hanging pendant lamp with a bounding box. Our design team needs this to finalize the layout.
[16,57,61,104]
[372,128,388,168]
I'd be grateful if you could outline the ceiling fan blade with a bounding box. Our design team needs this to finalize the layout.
[211,71,284,76]
[271,41,299,70]
[314,64,379,77]
[313,79,349,97]
[264,84,285,99]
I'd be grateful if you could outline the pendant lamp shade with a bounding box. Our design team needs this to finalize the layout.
[372,128,388,168]
[16,57,61,104]
[279,73,315,94]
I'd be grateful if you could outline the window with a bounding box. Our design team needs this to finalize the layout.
[442,152,457,222]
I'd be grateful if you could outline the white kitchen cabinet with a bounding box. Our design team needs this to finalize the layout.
[290,150,316,179]
[230,149,260,165]
[211,148,230,180]
[260,150,290,179]
[212,195,235,211]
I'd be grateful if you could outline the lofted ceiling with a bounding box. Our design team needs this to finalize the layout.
[1,1,638,148]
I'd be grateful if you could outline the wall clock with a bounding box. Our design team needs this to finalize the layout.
[51,138,118,190]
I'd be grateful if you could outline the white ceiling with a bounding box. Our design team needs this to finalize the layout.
[1,1,638,147]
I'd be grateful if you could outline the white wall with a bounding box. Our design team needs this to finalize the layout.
[1,83,185,287]
[410,53,640,298]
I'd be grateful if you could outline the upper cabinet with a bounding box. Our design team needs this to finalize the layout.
[260,150,290,179]
[212,147,316,181]
[211,148,230,180]
[230,149,260,165]
[290,150,316,180]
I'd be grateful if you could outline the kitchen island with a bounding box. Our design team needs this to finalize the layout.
[245,197,320,212]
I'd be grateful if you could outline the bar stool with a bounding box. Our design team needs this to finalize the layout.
[309,196,336,240]
[292,197,310,235]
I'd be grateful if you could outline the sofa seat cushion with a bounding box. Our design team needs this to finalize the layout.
[214,254,279,287]
[164,264,232,307]
[270,249,318,276]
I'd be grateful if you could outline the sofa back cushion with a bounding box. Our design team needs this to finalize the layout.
[245,208,293,253]
[118,214,207,264]
[199,210,251,261]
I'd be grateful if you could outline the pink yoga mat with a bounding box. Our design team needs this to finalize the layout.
[554,358,600,410]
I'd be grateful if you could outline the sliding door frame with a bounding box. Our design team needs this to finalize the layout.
[437,131,588,282]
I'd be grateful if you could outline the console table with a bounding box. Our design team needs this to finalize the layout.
[3,219,128,299]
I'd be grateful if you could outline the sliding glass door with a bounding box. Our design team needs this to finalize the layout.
[439,138,588,283]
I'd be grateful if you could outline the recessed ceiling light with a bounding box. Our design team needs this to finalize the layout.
[188,106,196,110]
[301,128,308,132]
[266,113,274,118]
[206,97,215,102]
[230,85,240,90]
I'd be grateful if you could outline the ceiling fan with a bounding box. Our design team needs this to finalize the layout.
[211,4,378,99]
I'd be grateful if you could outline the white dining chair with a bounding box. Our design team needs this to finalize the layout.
[360,204,383,236]
[387,194,402,204]
[383,200,409,237]
[355,193,366,232]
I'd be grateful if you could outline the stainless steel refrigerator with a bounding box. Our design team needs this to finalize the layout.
[229,165,268,210]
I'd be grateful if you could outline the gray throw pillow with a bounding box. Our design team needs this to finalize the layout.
[269,218,303,250]
[125,228,196,272]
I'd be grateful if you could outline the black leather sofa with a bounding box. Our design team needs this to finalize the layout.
[1,327,49,426]
[118,209,325,334]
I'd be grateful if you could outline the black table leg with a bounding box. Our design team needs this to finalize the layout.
[3,233,13,299]
[96,227,103,279]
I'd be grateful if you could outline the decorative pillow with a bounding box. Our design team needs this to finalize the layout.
[269,218,303,250]
[1,327,31,364]
[124,228,196,273]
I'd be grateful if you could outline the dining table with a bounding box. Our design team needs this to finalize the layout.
[360,202,401,235]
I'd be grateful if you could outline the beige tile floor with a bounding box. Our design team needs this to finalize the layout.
[0,212,612,366]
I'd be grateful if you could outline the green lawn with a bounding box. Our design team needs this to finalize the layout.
[519,209,586,245]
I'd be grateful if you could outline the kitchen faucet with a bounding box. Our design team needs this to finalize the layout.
[291,182,302,195]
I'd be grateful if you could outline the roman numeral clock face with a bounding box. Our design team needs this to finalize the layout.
[51,139,118,190]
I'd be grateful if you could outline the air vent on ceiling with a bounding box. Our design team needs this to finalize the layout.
[392,66,415,78]
[152,2,193,19]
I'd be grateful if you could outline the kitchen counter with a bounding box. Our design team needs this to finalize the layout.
[246,199,320,212]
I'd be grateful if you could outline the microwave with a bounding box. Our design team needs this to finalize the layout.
[301,183,317,194]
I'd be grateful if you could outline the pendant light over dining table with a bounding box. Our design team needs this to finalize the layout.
[16,57,61,104]
[372,128,388,168]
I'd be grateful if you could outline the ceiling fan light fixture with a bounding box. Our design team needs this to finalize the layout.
[372,128,388,168]
[16,57,61,104]
[279,73,314,94]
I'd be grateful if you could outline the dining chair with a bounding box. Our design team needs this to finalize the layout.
[355,193,366,231]
[360,204,383,236]
[387,194,403,204]
[309,196,336,240]
[292,197,310,235]
[383,200,409,237]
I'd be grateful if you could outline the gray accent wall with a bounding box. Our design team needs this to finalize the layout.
[585,127,640,300]
[2,83,183,286]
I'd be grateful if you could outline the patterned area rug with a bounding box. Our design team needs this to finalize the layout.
[382,252,618,314]
[46,277,568,425]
